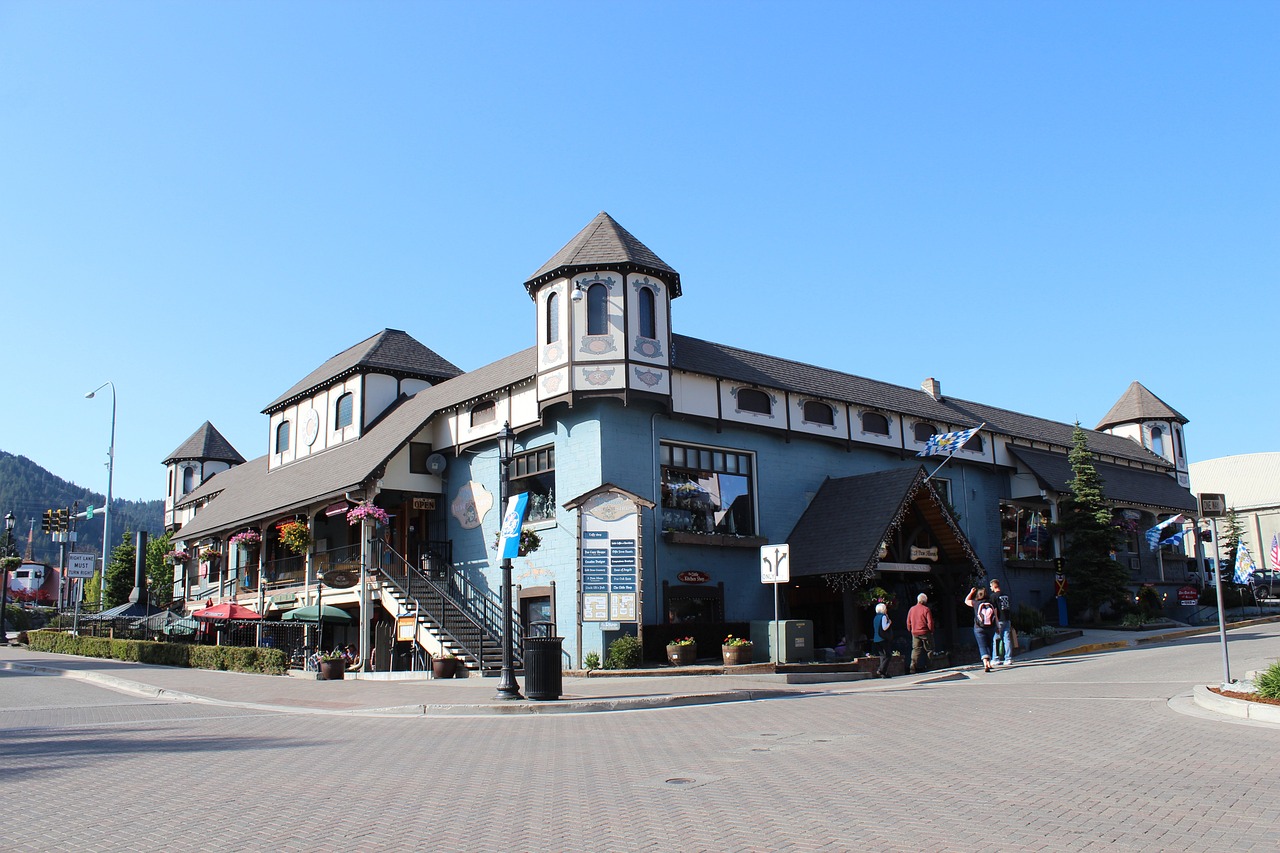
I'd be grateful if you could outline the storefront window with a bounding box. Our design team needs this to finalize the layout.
[511,446,555,523]
[659,442,755,536]
[1000,504,1050,560]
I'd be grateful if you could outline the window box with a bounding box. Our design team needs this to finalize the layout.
[664,530,767,549]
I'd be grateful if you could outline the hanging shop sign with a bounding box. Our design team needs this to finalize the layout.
[677,570,710,584]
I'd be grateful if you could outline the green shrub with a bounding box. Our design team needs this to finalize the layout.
[1011,604,1045,634]
[604,634,642,670]
[583,651,601,670]
[1136,585,1163,618]
[1199,585,1250,609]
[3,604,32,632]
[1255,662,1280,699]
[24,630,286,675]
[1120,613,1146,628]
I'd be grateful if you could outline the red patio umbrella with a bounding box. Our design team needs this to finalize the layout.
[192,602,262,621]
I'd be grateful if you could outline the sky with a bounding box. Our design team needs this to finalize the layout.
[2,1,1276,504]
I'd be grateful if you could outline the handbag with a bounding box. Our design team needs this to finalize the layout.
[1011,627,1020,650]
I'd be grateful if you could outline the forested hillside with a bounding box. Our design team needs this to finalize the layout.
[0,450,163,565]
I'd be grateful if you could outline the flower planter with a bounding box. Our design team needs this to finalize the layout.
[319,659,346,680]
[722,644,752,666]
[432,656,458,679]
[666,644,696,666]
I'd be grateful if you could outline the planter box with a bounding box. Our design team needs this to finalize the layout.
[666,644,696,666]
[722,644,752,666]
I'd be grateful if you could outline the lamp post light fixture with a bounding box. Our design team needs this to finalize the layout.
[85,381,116,609]
[1,511,16,644]
[493,421,523,700]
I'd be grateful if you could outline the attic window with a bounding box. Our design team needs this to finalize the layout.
[470,401,496,428]
[913,422,937,443]
[638,287,656,339]
[546,292,561,344]
[1150,426,1165,457]
[276,420,291,453]
[861,412,890,436]
[802,401,834,426]
[736,388,771,416]
[335,393,354,429]
[587,284,609,335]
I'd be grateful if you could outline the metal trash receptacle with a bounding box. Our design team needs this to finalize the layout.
[524,621,563,701]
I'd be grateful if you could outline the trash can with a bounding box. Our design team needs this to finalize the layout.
[523,621,563,701]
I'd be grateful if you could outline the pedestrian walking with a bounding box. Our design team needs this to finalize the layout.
[906,593,935,674]
[965,586,998,672]
[872,602,893,678]
[989,578,1014,666]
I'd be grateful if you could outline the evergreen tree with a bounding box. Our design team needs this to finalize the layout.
[1058,424,1130,622]
[1219,508,1247,581]
[103,530,136,607]
[145,530,176,608]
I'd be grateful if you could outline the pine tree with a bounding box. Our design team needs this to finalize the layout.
[1219,508,1247,581]
[103,530,136,608]
[1058,424,1130,622]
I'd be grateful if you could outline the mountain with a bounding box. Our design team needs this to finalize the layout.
[0,450,164,565]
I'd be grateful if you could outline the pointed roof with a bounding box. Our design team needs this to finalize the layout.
[264,329,463,414]
[1095,381,1187,431]
[163,422,246,466]
[524,212,681,297]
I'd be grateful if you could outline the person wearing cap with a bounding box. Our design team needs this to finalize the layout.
[989,578,1014,666]
[906,593,935,674]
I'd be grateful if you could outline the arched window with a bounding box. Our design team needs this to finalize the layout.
[182,467,194,495]
[736,388,771,415]
[586,284,609,335]
[275,420,291,453]
[802,400,834,425]
[913,422,937,443]
[470,400,496,427]
[1174,426,1185,461]
[546,292,560,344]
[335,392,354,429]
[637,287,656,339]
[1150,426,1165,457]
[962,432,984,452]
[862,412,890,436]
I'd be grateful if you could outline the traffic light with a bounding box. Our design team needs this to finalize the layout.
[56,508,69,532]
[41,509,52,534]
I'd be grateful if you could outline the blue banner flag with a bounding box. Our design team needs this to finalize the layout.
[500,492,530,560]
[1233,541,1258,585]
[1145,514,1186,551]
[916,426,979,458]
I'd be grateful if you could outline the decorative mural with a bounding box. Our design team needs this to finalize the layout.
[451,481,493,530]
[582,367,616,386]
[580,336,617,355]
[631,275,663,295]
[633,367,663,388]
[633,338,663,358]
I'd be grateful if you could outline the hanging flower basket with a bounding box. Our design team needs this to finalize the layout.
[278,521,312,555]
[492,528,541,557]
[200,546,221,564]
[346,502,389,526]
[229,530,262,550]
[165,549,191,564]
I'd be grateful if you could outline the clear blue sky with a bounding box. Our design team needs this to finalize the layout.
[2,2,1276,503]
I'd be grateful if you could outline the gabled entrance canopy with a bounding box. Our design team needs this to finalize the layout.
[786,467,984,583]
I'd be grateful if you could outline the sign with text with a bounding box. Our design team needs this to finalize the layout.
[66,553,96,580]
[579,491,643,623]
[760,544,790,584]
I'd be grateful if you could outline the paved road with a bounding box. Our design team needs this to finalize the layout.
[2,625,1278,852]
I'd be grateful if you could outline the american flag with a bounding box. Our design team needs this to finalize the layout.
[1270,534,1279,572]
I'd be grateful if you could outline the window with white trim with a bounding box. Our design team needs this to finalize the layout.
[862,412,890,436]
[470,401,496,428]
[276,420,290,453]
[511,446,555,523]
[335,392,354,429]
[736,388,771,415]
[802,400,834,426]
[913,422,937,443]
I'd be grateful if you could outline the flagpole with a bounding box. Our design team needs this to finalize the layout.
[923,423,985,483]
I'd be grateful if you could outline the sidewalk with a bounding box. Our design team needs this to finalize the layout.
[3,621,1263,717]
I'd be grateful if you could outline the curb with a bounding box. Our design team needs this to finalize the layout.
[1192,684,1280,725]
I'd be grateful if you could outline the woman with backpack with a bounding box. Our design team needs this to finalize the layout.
[965,586,999,673]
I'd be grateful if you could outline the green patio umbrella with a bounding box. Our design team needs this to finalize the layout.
[282,604,353,624]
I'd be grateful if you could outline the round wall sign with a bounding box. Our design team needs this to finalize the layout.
[322,569,359,589]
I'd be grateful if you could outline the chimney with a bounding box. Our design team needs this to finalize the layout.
[128,530,149,605]
[922,377,942,401]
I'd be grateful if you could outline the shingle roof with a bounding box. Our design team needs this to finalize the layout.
[787,467,982,578]
[672,335,1173,467]
[1007,446,1197,512]
[176,347,537,541]
[162,422,246,466]
[263,329,463,414]
[524,212,682,297]
[1095,381,1187,430]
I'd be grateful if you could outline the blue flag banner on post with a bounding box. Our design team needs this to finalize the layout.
[916,426,979,458]
[1158,530,1186,548]
[500,492,529,560]
[1233,541,1258,585]
[1145,514,1186,551]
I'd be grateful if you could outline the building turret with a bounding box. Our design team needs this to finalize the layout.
[1096,381,1190,487]
[524,212,680,410]
[163,421,246,529]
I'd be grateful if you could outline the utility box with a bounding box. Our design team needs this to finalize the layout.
[750,620,814,663]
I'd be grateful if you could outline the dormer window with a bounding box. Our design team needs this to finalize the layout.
[913,422,937,443]
[546,292,561,344]
[802,400,834,426]
[470,400,496,428]
[1150,426,1165,457]
[276,420,291,453]
[586,284,609,335]
[862,412,890,436]
[638,287,656,339]
[335,392,354,429]
[736,388,771,415]
[962,432,984,452]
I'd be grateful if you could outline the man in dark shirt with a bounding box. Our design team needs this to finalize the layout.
[989,578,1014,666]
[906,593,935,674]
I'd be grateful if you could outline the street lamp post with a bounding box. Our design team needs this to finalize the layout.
[85,381,116,609]
[1,512,16,644]
[494,422,523,700]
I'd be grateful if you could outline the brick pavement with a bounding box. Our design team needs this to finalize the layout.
[2,623,1278,851]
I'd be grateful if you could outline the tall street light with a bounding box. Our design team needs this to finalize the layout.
[494,421,523,700]
[85,381,116,609]
[1,512,15,644]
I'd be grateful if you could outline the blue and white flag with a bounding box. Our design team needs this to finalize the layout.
[1158,530,1187,549]
[1145,514,1186,551]
[499,492,530,560]
[1233,541,1258,585]
[916,426,980,458]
